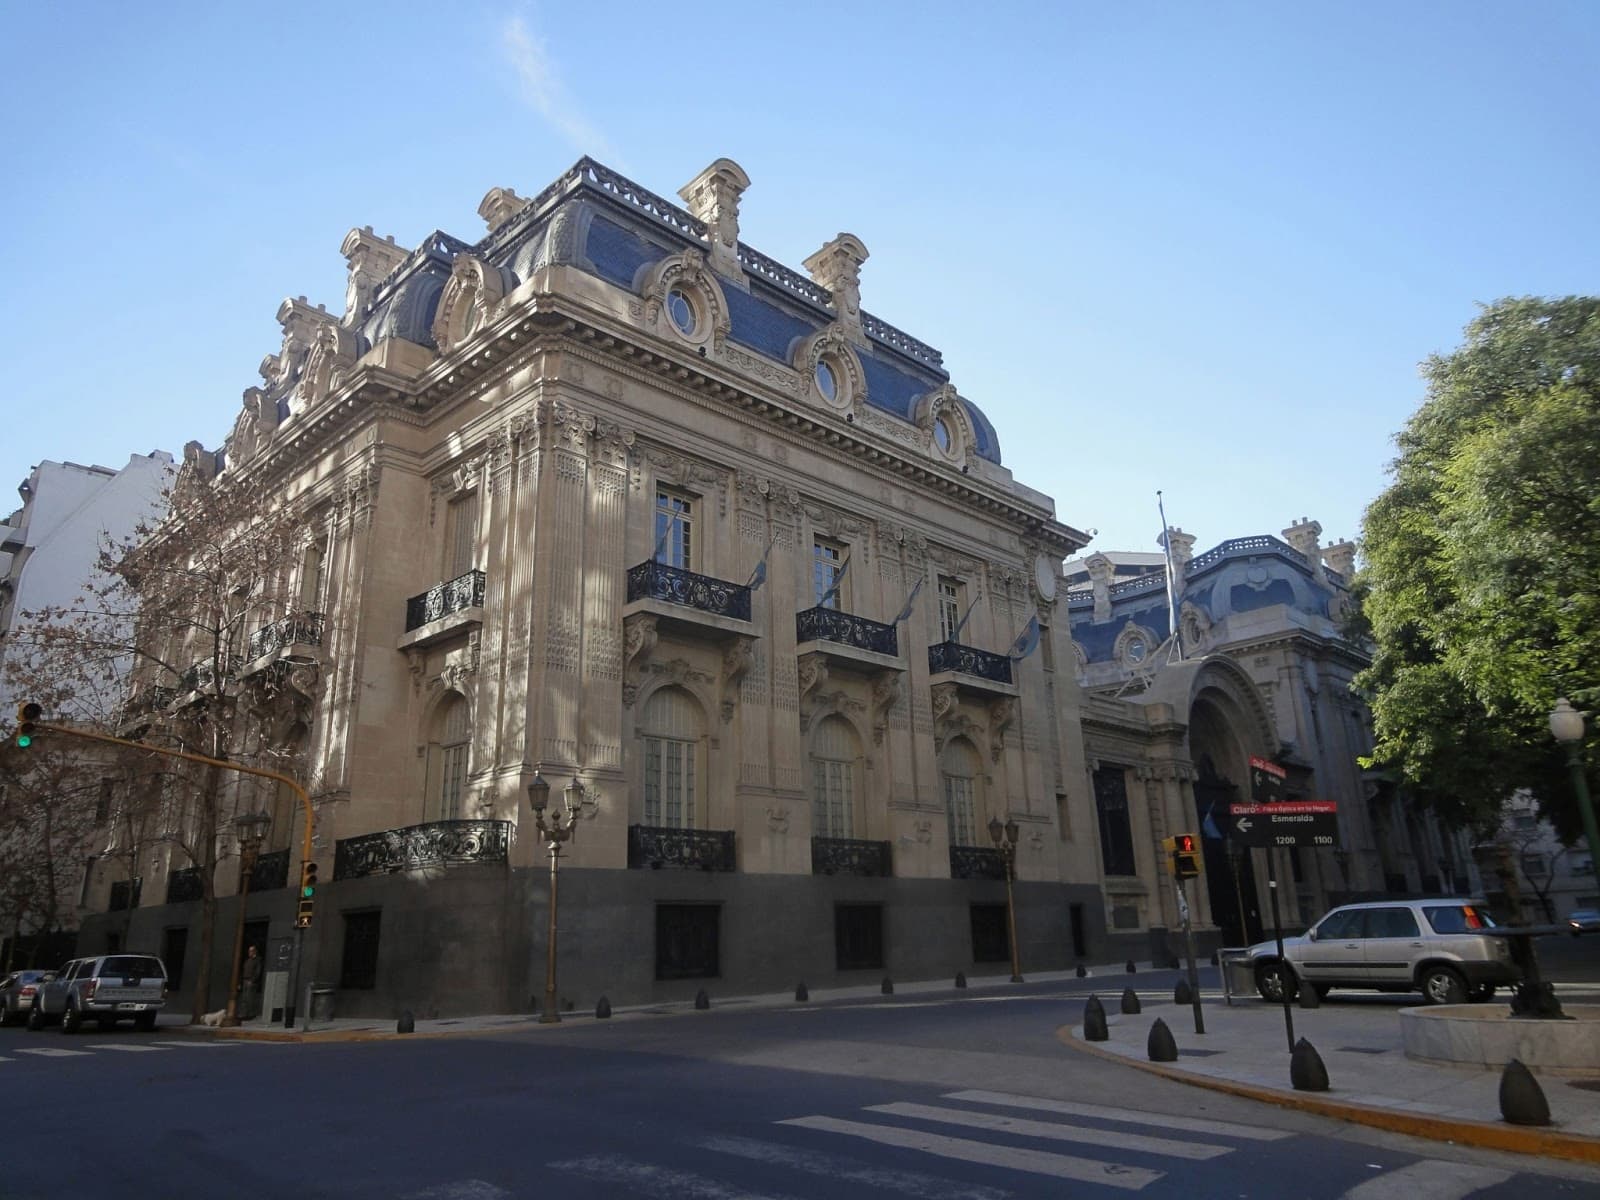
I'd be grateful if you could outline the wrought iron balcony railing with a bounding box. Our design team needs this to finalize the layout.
[250,848,290,892]
[247,611,325,661]
[626,560,751,622]
[119,685,175,724]
[795,606,899,657]
[627,825,736,872]
[165,868,203,904]
[405,569,487,633]
[949,845,1007,881]
[179,654,241,694]
[108,879,142,912]
[812,836,892,877]
[927,640,1013,685]
[333,819,512,880]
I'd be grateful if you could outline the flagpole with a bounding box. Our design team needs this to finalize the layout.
[1157,490,1182,662]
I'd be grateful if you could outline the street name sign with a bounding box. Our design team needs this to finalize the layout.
[1229,801,1339,848]
[1248,755,1287,805]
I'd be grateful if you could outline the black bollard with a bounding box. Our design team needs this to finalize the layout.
[695,988,710,1010]
[1126,959,1137,974]
[1120,987,1142,1014]
[1298,982,1321,1009]
[396,1010,415,1034]
[882,977,894,995]
[595,996,612,1019]
[1174,978,1193,1006]
[1147,1017,1178,1062]
[1499,1058,1551,1126]
[954,971,967,989]
[1083,994,1109,1041]
[1289,1038,1329,1092]
[795,981,808,1002]
[1075,962,1087,978]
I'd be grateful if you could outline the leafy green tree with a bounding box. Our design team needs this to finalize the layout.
[1357,296,1600,840]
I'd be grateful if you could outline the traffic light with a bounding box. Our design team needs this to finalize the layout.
[14,702,41,748]
[1171,832,1202,880]
[296,860,318,928]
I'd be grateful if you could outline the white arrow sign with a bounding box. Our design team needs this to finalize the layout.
[1235,817,1253,833]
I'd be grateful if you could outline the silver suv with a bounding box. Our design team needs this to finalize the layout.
[27,955,168,1032]
[1247,899,1519,1005]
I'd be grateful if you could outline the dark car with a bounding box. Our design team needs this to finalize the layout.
[0,970,58,1025]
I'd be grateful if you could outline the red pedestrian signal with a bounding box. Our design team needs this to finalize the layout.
[1172,832,1202,879]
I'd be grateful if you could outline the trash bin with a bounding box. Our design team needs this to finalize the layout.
[1218,950,1256,1005]
[309,984,336,1023]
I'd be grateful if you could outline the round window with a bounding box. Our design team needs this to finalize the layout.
[666,288,697,336]
[933,416,953,454]
[815,359,837,403]
[1126,639,1147,664]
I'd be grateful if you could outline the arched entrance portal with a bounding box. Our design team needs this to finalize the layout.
[1184,662,1277,947]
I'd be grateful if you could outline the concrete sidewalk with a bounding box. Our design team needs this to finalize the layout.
[1061,986,1600,1165]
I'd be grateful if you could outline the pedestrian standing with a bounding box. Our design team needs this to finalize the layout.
[240,944,263,1020]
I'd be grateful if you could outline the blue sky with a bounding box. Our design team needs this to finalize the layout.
[5,2,1598,559]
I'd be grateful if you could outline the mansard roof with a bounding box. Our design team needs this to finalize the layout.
[351,158,1004,465]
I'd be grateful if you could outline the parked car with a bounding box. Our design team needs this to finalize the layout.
[27,955,168,1032]
[1568,908,1600,935]
[0,970,58,1025]
[1247,899,1520,1005]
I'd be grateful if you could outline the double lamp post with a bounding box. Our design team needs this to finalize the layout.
[527,773,583,1024]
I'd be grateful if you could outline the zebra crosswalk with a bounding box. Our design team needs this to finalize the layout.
[0,1038,257,1063]
[545,1087,1521,1198]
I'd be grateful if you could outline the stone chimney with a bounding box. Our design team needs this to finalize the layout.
[339,227,407,323]
[1159,526,1197,592]
[477,187,528,234]
[804,233,869,343]
[1282,517,1326,581]
[678,158,750,280]
[1323,538,1357,580]
[1085,552,1115,623]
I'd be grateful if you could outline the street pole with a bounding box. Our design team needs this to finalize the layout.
[1266,849,1295,1052]
[1176,877,1204,1034]
[528,773,581,1025]
[989,816,1023,982]
[1562,743,1600,893]
[543,841,561,1024]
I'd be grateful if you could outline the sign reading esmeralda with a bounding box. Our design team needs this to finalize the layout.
[1229,801,1339,847]
[1248,755,1287,805]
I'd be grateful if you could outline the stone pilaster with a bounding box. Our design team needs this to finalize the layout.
[678,158,750,281]
[803,233,869,345]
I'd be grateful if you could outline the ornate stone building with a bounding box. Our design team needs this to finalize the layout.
[1064,524,1478,954]
[76,157,1134,1016]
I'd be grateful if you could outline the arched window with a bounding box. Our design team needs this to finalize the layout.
[811,715,861,838]
[941,738,981,847]
[640,686,703,828]
[431,694,470,821]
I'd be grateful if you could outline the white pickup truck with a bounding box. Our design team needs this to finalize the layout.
[28,954,168,1033]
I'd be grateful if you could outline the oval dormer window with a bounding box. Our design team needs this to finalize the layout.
[667,288,697,336]
[933,416,953,454]
[815,360,838,403]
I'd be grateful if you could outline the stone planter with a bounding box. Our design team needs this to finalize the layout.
[1399,1004,1600,1073]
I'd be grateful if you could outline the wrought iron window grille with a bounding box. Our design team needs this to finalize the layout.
[795,607,898,657]
[811,837,892,877]
[949,845,1007,881]
[165,868,203,905]
[405,569,487,633]
[247,611,325,661]
[628,825,736,872]
[333,819,511,880]
[626,561,751,622]
[250,849,290,892]
[927,640,1013,685]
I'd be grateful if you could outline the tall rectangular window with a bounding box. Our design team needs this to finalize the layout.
[654,490,693,570]
[944,773,977,847]
[655,904,719,980]
[95,778,115,825]
[299,538,327,611]
[812,758,854,838]
[813,539,846,609]
[1093,766,1137,877]
[445,493,479,579]
[643,736,696,827]
[835,905,884,971]
[938,577,962,642]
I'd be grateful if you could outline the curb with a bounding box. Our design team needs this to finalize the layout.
[1056,1025,1600,1166]
[213,1021,562,1044]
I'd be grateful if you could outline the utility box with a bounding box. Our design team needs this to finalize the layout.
[309,984,336,1024]
[263,971,287,1023]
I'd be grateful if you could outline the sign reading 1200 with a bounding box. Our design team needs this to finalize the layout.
[1228,801,1340,848]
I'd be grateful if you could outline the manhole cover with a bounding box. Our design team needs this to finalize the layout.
[1567,1079,1600,1093]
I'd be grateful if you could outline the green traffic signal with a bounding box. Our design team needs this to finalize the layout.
[15,701,41,748]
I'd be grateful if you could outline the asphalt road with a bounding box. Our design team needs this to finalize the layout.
[3,957,1598,1200]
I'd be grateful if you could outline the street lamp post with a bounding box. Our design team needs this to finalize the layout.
[529,773,583,1024]
[222,809,271,1027]
[1550,699,1600,896]
[988,815,1024,983]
